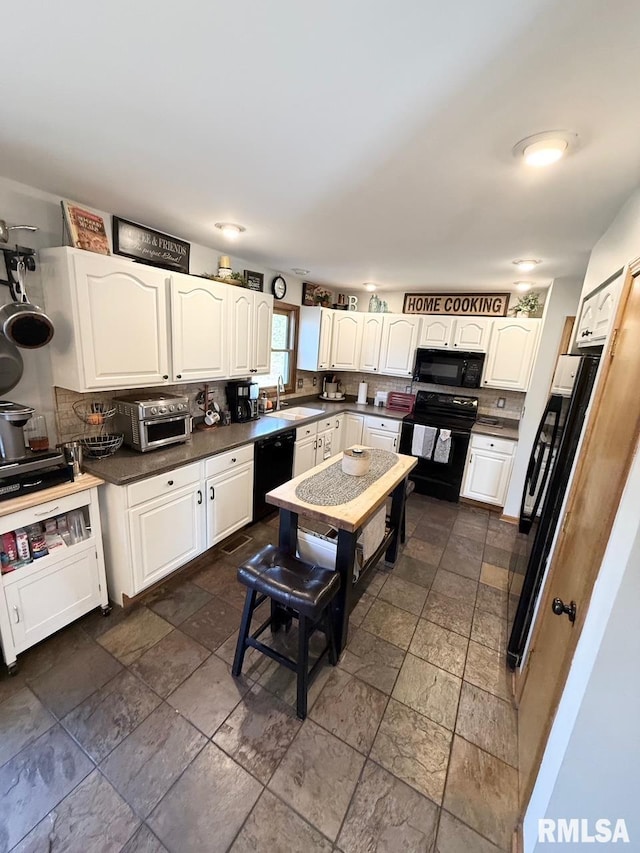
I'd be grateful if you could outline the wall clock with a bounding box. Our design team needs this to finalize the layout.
[271,275,287,300]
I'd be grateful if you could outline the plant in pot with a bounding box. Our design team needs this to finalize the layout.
[513,291,541,318]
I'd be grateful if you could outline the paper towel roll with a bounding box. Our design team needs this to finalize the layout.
[357,381,368,405]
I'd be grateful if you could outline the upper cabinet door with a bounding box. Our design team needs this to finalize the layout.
[318,309,334,370]
[228,290,254,376]
[73,253,170,389]
[576,294,596,346]
[483,319,540,391]
[359,314,384,372]
[592,284,619,342]
[378,315,420,377]
[170,274,228,382]
[253,293,274,374]
[452,318,490,352]
[418,316,454,349]
[331,312,363,370]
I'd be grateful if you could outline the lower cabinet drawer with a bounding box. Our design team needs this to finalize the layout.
[204,444,253,478]
[127,461,202,507]
[363,416,401,434]
[470,434,516,455]
[5,545,101,653]
[295,423,318,441]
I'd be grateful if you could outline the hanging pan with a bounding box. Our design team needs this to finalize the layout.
[0,256,54,349]
[0,334,24,393]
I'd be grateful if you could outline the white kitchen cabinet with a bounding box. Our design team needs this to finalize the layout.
[298,307,334,371]
[359,314,384,372]
[362,416,400,452]
[418,316,454,349]
[293,433,318,477]
[170,273,228,382]
[206,462,254,547]
[333,414,344,454]
[0,481,109,672]
[461,434,516,506]
[315,427,333,463]
[330,312,363,370]
[129,481,205,592]
[343,413,365,448]
[228,290,274,376]
[41,248,171,391]
[576,274,621,347]
[452,318,490,351]
[378,314,421,377]
[483,318,540,391]
[551,354,580,397]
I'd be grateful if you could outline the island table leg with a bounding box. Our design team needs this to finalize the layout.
[334,529,357,654]
[385,477,407,565]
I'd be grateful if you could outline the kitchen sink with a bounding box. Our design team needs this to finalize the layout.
[264,406,326,420]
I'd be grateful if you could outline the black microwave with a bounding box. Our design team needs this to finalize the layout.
[413,348,485,388]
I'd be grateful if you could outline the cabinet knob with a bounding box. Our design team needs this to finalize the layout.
[176,374,182,379]
[163,375,169,380]
[167,480,174,485]
[210,486,215,500]
[231,458,236,463]
[490,443,494,447]
[197,489,203,505]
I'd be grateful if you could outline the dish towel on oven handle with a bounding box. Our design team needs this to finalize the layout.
[433,429,452,464]
[411,424,437,459]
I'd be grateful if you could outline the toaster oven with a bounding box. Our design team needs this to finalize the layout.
[113,393,191,452]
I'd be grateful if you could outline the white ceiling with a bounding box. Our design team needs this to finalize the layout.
[1,0,639,292]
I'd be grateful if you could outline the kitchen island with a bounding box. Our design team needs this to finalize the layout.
[266,449,417,653]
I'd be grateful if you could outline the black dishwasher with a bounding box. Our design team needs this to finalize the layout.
[253,430,295,521]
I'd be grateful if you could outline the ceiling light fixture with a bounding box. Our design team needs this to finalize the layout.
[292,268,310,276]
[512,259,541,273]
[214,222,246,240]
[515,281,532,292]
[512,130,578,167]
[364,283,377,292]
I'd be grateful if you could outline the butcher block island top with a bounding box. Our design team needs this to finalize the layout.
[266,450,417,533]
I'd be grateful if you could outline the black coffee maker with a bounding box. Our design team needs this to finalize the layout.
[226,380,260,423]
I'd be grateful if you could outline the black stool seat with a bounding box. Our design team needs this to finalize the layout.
[232,544,340,720]
[238,544,340,619]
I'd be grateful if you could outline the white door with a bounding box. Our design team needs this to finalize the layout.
[73,253,170,388]
[130,484,204,593]
[253,293,274,373]
[343,413,364,448]
[576,295,596,345]
[551,355,580,397]
[483,319,540,391]
[5,547,102,653]
[363,426,399,452]
[293,434,318,477]
[359,314,384,372]
[206,463,254,547]
[318,309,334,370]
[592,285,618,342]
[170,274,228,382]
[452,318,490,351]
[228,290,254,377]
[419,316,454,349]
[315,427,333,463]
[378,315,420,377]
[333,415,344,455]
[461,449,513,506]
[330,312,363,370]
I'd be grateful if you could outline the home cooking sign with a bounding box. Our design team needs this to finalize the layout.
[113,217,190,274]
[403,292,509,317]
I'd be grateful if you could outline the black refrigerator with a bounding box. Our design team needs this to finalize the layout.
[507,355,600,670]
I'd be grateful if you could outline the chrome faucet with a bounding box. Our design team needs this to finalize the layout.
[275,375,285,410]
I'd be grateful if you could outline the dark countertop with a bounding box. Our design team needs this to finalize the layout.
[472,418,520,440]
[83,396,408,486]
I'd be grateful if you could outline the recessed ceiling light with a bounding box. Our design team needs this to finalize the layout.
[364,283,377,292]
[292,268,310,275]
[512,259,541,273]
[214,222,246,240]
[512,131,578,167]
[515,281,533,292]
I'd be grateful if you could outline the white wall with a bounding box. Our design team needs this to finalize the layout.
[0,175,303,440]
[503,277,583,518]
[524,186,640,852]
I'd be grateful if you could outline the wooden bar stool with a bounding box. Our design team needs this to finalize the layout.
[232,544,340,719]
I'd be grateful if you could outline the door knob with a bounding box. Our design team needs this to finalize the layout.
[552,597,576,623]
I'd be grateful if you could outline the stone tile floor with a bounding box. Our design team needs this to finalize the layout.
[0,494,523,852]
